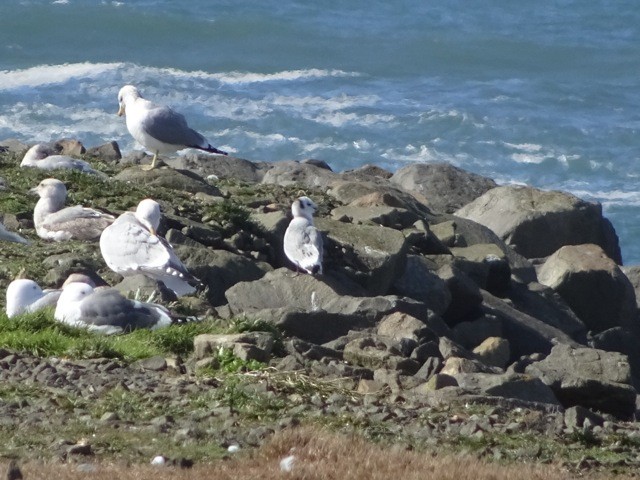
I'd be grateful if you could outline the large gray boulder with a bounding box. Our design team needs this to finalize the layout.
[537,244,637,334]
[393,255,452,316]
[390,163,497,214]
[261,160,338,189]
[525,344,636,418]
[453,372,560,406]
[168,153,268,183]
[455,185,621,263]
[114,167,220,195]
[317,217,410,295]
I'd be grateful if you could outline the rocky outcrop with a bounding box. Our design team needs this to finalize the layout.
[455,185,622,263]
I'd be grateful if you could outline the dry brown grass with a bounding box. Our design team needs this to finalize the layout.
[2,426,632,480]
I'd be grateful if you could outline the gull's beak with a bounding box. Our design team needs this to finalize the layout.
[117,104,125,117]
[28,186,39,196]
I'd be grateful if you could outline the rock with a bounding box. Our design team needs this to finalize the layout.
[377,312,437,344]
[330,205,420,230]
[481,290,582,359]
[412,373,459,394]
[564,406,604,429]
[261,160,338,189]
[342,164,393,182]
[435,264,483,323]
[537,244,637,334]
[622,265,640,308]
[473,337,510,369]
[114,167,221,195]
[390,163,497,214]
[455,185,621,263]
[193,332,274,362]
[250,210,290,268]
[316,217,409,295]
[393,255,452,316]
[414,357,444,381]
[526,344,636,418]
[86,141,122,162]
[590,327,640,387]
[343,336,420,374]
[168,153,268,183]
[0,138,29,153]
[453,373,561,406]
[54,138,86,156]
[452,315,503,350]
[440,357,500,375]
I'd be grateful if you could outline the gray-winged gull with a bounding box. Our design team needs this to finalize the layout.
[31,178,115,241]
[0,220,29,244]
[283,196,323,275]
[117,85,228,170]
[99,198,200,296]
[54,281,175,334]
[21,143,106,178]
[5,274,98,318]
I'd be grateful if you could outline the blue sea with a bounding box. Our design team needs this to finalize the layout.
[1,1,640,263]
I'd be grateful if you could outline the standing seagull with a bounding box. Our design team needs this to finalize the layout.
[30,178,115,241]
[54,282,176,334]
[100,199,200,296]
[283,196,323,275]
[117,85,228,170]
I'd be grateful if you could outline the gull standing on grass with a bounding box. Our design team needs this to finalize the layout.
[117,85,228,170]
[283,196,323,275]
[30,178,114,241]
[100,198,200,296]
[54,281,177,334]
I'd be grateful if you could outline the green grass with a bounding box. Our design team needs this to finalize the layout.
[0,310,227,361]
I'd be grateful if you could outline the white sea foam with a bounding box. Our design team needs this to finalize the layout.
[510,153,549,164]
[0,62,123,90]
[504,142,543,152]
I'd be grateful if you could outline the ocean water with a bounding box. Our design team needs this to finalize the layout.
[1,1,640,262]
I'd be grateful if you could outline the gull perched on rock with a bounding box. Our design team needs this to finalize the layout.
[21,143,107,178]
[100,198,200,296]
[54,281,177,334]
[117,85,228,170]
[283,196,323,275]
[0,220,29,244]
[31,178,115,241]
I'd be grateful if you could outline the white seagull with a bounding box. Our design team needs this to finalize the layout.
[30,178,115,241]
[54,282,175,334]
[99,198,200,296]
[283,196,323,275]
[0,220,29,245]
[117,85,228,170]
[5,274,97,318]
[21,143,106,178]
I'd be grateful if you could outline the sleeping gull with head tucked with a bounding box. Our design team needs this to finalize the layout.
[5,274,95,318]
[100,198,200,296]
[283,196,323,275]
[30,178,115,241]
[54,281,176,334]
[0,220,29,244]
[117,85,228,170]
[21,144,107,178]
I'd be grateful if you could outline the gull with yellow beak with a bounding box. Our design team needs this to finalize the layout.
[117,85,228,170]
[99,198,200,296]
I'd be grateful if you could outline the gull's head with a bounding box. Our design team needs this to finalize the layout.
[136,198,162,235]
[6,279,44,318]
[59,281,94,304]
[117,85,141,116]
[63,273,97,289]
[292,196,318,221]
[29,178,67,201]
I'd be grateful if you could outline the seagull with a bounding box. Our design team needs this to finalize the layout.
[0,220,29,244]
[99,198,200,296]
[30,178,115,241]
[54,281,176,334]
[5,279,60,318]
[283,196,323,275]
[21,143,106,178]
[5,274,97,318]
[117,85,228,170]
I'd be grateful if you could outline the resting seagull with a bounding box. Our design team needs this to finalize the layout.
[100,198,200,296]
[54,282,176,334]
[5,274,97,318]
[31,178,115,241]
[117,85,228,170]
[0,220,29,244]
[21,143,106,178]
[283,196,323,275]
